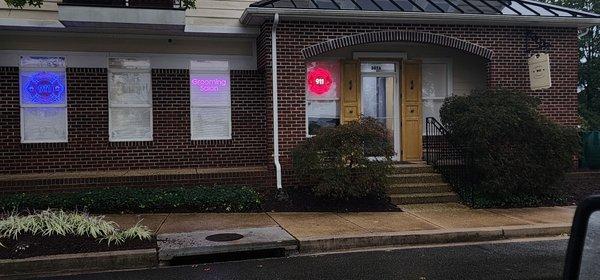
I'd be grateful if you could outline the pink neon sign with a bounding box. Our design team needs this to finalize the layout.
[191,78,228,93]
[307,67,333,96]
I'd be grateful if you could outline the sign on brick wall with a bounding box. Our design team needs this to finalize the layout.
[528,53,552,90]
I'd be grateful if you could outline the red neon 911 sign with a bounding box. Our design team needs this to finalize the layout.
[307,67,333,95]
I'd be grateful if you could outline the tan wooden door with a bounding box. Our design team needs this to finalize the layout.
[341,60,360,124]
[401,60,423,161]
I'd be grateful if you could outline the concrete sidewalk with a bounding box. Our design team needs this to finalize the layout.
[105,203,575,256]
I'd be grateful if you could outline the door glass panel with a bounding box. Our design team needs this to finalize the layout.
[362,76,395,155]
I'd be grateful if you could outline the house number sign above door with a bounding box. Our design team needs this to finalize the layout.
[528,53,552,90]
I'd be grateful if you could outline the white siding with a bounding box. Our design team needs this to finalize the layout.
[0,0,256,30]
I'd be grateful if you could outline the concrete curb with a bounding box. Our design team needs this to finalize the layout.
[0,248,157,279]
[297,223,572,253]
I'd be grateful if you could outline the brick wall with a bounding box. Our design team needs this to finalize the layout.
[256,21,580,184]
[0,67,271,178]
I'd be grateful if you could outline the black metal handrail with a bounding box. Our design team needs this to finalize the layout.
[61,0,184,10]
[424,117,476,206]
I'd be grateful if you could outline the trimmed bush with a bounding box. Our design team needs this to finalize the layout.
[292,118,394,202]
[440,89,580,207]
[0,186,262,213]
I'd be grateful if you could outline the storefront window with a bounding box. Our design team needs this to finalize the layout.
[108,58,153,142]
[306,60,340,136]
[190,60,231,140]
[19,56,68,143]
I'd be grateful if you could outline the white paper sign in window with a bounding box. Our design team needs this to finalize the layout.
[108,58,153,142]
[190,60,231,140]
[19,56,68,143]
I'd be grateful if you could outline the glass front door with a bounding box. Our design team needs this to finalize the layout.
[360,62,400,159]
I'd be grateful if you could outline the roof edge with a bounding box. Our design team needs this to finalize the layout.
[241,7,600,29]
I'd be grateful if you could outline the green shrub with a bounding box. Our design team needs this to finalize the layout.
[440,89,580,207]
[0,210,152,247]
[0,186,262,213]
[292,118,394,202]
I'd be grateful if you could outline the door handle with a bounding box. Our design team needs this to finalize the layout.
[410,80,414,90]
[349,80,353,91]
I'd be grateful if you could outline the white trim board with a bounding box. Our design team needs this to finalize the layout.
[0,50,257,70]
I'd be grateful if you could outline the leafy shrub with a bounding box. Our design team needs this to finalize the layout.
[292,118,394,202]
[440,89,580,207]
[0,210,151,247]
[0,186,262,213]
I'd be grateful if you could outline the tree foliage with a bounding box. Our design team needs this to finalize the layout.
[5,0,196,9]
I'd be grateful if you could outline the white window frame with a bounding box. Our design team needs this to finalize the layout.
[107,57,153,142]
[19,56,68,143]
[190,60,232,141]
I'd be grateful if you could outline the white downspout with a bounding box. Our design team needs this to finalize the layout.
[271,13,282,190]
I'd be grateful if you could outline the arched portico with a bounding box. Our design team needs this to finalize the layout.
[301,30,494,60]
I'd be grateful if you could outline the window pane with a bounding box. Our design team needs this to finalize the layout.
[422,63,448,99]
[109,107,152,141]
[109,72,152,106]
[307,100,340,118]
[22,107,67,142]
[308,118,340,135]
[20,70,67,105]
[190,73,231,107]
[306,61,340,101]
[423,99,444,134]
[191,107,231,140]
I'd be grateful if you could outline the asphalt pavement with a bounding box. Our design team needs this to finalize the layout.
[44,237,569,280]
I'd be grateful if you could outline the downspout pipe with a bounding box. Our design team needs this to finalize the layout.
[271,13,282,190]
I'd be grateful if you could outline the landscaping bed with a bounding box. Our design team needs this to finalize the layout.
[0,186,262,214]
[0,234,156,259]
[261,188,400,212]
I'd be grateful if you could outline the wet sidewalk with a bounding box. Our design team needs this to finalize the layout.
[104,203,575,257]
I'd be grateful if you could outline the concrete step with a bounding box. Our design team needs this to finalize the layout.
[391,164,435,174]
[386,183,452,194]
[388,173,444,184]
[390,192,459,205]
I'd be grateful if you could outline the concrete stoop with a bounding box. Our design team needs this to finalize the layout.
[388,163,459,205]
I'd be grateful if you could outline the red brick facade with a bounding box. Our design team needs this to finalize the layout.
[0,67,270,182]
[0,20,581,191]
[257,21,579,181]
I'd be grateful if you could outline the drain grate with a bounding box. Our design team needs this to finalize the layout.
[205,233,244,242]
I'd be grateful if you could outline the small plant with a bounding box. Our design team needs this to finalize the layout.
[440,89,581,207]
[0,210,152,247]
[292,117,394,202]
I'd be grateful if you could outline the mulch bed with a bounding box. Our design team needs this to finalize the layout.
[0,234,156,259]
[260,188,400,212]
[561,170,600,205]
